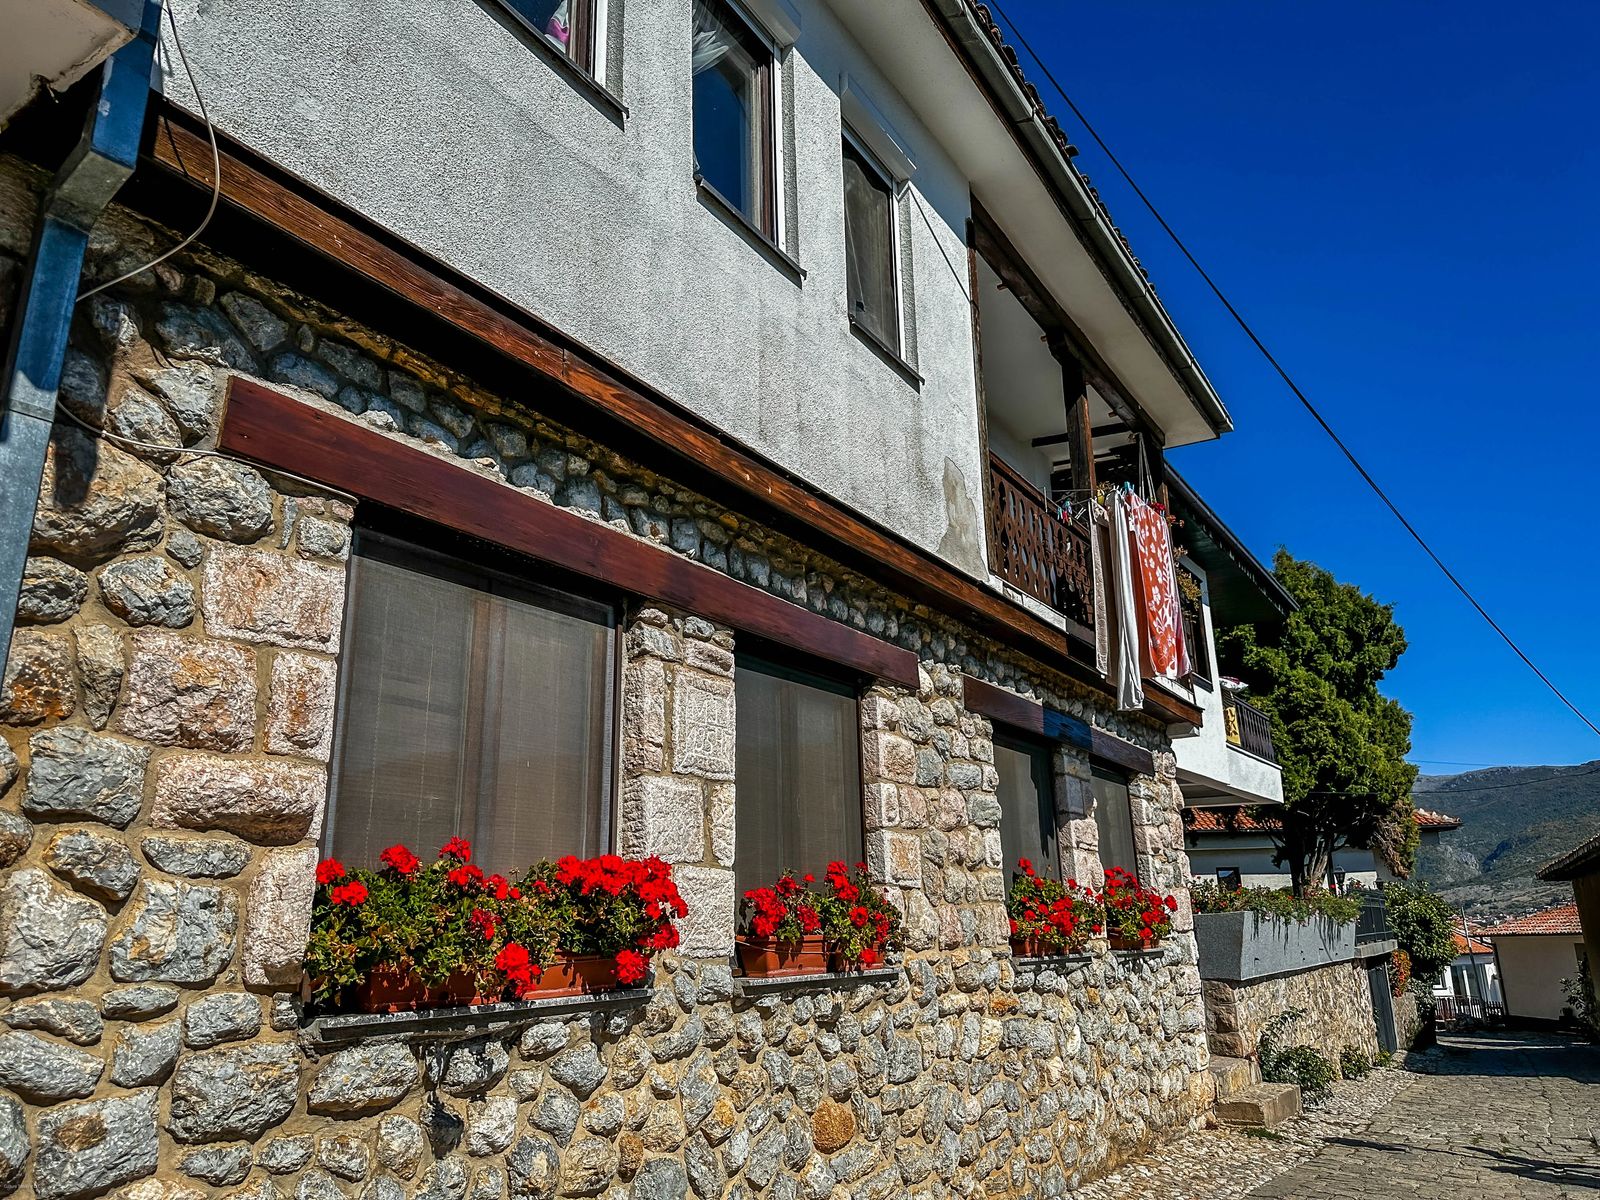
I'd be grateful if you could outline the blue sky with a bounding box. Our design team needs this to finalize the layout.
[1000,1,1600,771]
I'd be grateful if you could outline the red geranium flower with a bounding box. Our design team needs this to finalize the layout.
[329,880,367,906]
[315,858,346,886]
[439,836,472,861]
[615,948,648,985]
[379,844,420,876]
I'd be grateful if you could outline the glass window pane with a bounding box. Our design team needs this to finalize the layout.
[995,739,1056,883]
[504,0,583,62]
[692,0,768,229]
[843,140,898,347]
[735,661,862,891]
[1091,764,1137,877]
[327,531,615,878]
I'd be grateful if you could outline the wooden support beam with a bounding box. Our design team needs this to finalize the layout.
[962,676,1157,775]
[1060,353,1095,498]
[220,378,922,690]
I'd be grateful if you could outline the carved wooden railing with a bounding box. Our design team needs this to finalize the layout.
[985,453,1095,630]
[1224,694,1277,763]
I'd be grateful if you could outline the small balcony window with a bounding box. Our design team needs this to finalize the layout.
[842,134,900,353]
[692,0,776,239]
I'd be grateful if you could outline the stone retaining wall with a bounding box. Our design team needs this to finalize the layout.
[1201,959,1380,1065]
[0,155,1211,1200]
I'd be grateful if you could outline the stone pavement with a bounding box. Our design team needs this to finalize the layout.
[1071,1031,1600,1200]
[1250,1031,1600,1199]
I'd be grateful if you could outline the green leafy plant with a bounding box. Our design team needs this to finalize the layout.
[1338,1048,1372,1078]
[1101,866,1176,947]
[1375,1049,1395,1068]
[1006,859,1104,953]
[1191,881,1360,925]
[1258,1008,1336,1105]
[1387,948,1412,997]
[817,861,903,965]
[1382,882,1458,985]
[1561,958,1600,1041]
[739,870,823,943]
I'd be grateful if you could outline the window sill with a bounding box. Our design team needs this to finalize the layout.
[695,177,805,284]
[1013,953,1093,971]
[493,2,628,125]
[1112,947,1169,961]
[849,314,922,388]
[299,985,655,1047]
[733,966,899,996]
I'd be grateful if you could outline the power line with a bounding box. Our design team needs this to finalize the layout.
[984,0,1600,742]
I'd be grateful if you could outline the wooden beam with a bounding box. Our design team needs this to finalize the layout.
[220,379,922,690]
[141,109,1109,688]
[1032,423,1126,449]
[1060,353,1095,498]
[962,677,1157,775]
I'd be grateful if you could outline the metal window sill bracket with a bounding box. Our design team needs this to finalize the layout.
[298,984,657,1048]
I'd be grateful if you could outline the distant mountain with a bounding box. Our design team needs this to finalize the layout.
[1414,761,1600,919]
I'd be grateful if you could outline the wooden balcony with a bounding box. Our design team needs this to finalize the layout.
[1224,694,1277,763]
[985,452,1095,632]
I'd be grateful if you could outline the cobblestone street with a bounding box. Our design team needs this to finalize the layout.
[1073,1032,1600,1200]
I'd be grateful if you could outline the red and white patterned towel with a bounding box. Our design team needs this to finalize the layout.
[1125,492,1189,682]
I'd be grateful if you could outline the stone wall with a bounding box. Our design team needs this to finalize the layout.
[1201,960,1380,1066]
[0,156,1212,1199]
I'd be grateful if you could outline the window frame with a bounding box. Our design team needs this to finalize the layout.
[840,126,904,359]
[495,0,603,79]
[993,733,1059,884]
[731,651,865,894]
[323,510,624,873]
[691,0,782,245]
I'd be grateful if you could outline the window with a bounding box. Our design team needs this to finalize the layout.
[499,0,598,74]
[995,737,1057,883]
[326,525,617,878]
[734,658,861,891]
[692,0,776,238]
[842,134,899,351]
[1215,866,1242,892]
[1091,764,1137,877]
[1177,566,1210,685]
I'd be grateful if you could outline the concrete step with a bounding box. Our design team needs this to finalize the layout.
[1216,1082,1302,1129]
[1208,1055,1257,1098]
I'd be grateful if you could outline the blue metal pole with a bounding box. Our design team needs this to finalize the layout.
[0,0,162,667]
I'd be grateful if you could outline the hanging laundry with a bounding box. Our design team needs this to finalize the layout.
[1124,491,1190,682]
[1089,498,1110,680]
[1105,490,1143,711]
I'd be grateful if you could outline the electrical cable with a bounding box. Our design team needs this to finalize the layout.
[60,7,357,506]
[985,0,1600,741]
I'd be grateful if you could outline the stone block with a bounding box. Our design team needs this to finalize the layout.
[44,827,140,902]
[669,671,735,781]
[862,732,917,784]
[109,879,238,984]
[202,545,345,652]
[622,775,705,863]
[623,657,667,772]
[858,695,899,731]
[98,557,196,628]
[1,997,102,1045]
[864,782,900,830]
[1215,1082,1301,1128]
[16,556,88,624]
[1,629,74,724]
[34,1089,160,1200]
[0,867,107,994]
[867,830,923,887]
[264,651,338,761]
[115,631,256,751]
[0,1030,104,1101]
[307,1043,419,1115]
[168,1043,299,1141]
[708,783,735,867]
[242,845,318,987]
[30,426,164,562]
[111,1020,181,1088]
[674,866,735,959]
[25,726,149,826]
[167,459,273,543]
[76,623,125,729]
[141,835,251,879]
[150,754,326,843]
[184,992,262,1048]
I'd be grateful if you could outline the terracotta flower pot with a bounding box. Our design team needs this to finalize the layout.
[536,953,621,997]
[828,949,887,973]
[736,934,828,978]
[355,964,440,1013]
[438,970,504,1007]
[1109,933,1160,952]
[1012,936,1090,958]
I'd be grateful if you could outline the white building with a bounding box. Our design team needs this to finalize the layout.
[1483,903,1587,1026]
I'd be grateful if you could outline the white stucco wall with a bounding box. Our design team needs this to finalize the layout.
[1172,564,1284,805]
[1495,936,1584,1023]
[159,0,990,575]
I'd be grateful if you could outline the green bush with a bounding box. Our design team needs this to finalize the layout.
[1191,881,1361,925]
[1258,1008,1336,1105]
[1339,1048,1372,1078]
[1382,881,1458,985]
[1376,1049,1395,1068]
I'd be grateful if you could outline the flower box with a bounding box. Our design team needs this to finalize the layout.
[1109,934,1162,953]
[355,964,438,1013]
[736,935,828,978]
[536,952,622,996]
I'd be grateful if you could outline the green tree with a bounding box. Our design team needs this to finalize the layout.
[1218,551,1419,894]
[1383,881,1460,985]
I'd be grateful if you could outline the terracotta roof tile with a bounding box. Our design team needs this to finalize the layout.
[1183,805,1460,835]
[1452,932,1494,955]
[1481,903,1583,937]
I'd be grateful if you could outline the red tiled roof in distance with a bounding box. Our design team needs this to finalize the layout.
[1182,805,1461,835]
[1452,932,1494,955]
[1481,903,1583,937]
